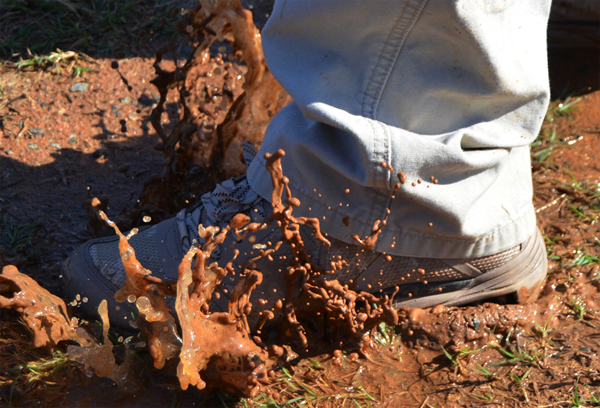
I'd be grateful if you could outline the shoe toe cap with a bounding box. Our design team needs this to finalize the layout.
[62,237,138,331]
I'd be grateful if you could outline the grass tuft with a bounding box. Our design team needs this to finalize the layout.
[0,0,179,59]
[547,97,582,120]
[0,212,45,262]
[11,49,94,77]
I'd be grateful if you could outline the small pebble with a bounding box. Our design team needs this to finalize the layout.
[50,143,61,149]
[69,82,89,93]
[120,97,131,104]
[29,127,44,136]
[27,143,39,150]
[68,135,78,145]
[5,150,12,155]
[93,147,107,158]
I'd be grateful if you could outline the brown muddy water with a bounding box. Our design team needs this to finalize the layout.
[1,0,600,407]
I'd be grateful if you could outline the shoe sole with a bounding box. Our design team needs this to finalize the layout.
[390,228,548,309]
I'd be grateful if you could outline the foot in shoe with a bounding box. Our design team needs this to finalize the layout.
[62,172,547,331]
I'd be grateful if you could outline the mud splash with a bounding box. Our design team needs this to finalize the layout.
[262,150,402,356]
[174,228,270,396]
[141,0,291,215]
[67,300,137,387]
[0,147,410,398]
[0,265,92,349]
[93,197,181,370]
[91,149,404,396]
[93,195,275,395]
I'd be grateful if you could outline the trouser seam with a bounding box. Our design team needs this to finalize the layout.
[360,0,429,121]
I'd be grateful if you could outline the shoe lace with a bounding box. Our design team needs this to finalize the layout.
[178,142,268,258]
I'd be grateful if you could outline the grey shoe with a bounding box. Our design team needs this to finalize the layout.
[62,174,271,329]
[62,176,547,331]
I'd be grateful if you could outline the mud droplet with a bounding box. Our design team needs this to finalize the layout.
[143,216,152,223]
[398,172,407,184]
[432,305,446,314]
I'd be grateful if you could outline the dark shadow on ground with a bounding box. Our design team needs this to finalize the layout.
[549,1,600,97]
[548,22,600,97]
[0,132,164,296]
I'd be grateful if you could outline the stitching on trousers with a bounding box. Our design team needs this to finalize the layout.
[360,0,429,121]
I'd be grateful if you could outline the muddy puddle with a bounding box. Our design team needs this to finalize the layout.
[1,0,600,406]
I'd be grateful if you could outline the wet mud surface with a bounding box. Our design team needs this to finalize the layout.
[1,1,600,407]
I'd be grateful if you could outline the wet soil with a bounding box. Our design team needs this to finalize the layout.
[1,2,600,407]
